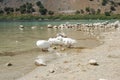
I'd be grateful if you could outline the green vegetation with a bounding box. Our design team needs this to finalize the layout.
[0,9,4,14]
[36,1,48,15]
[75,10,80,14]
[19,2,35,14]
[104,12,111,16]
[36,1,44,8]
[102,0,108,6]
[85,7,90,13]
[0,14,120,21]
[110,6,116,11]
[48,11,54,15]
[4,7,14,14]
[97,9,101,14]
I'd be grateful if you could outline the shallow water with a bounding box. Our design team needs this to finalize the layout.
[0,20,117,80]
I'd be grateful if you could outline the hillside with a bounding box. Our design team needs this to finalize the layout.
[0,0,120,15]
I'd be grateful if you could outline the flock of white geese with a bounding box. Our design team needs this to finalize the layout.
[18,20,120,51]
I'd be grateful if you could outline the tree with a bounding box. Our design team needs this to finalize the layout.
[89,0,93,1]
[0,9,4,14]
[110,6,116,11]
[31,8,35,12]
[85,7,90,13]
[48,11,54,15]
[105,12,110,16]
[75,10,80,14]
[102,0,108,6]
[26,3,32,10]
[36,1,44,8]
[81,9,84,14]
[39,8,47,15]
[19,2,35,14]
[97,9,101,14]
[15,8,20,12]
[90,8,96,15]
[4,7,14,14]
[19,5,26,14]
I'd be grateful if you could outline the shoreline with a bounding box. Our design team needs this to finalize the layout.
[0,14,120,21]
[16,29,120,80]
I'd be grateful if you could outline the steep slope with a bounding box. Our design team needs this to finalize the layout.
[0,0,120,14]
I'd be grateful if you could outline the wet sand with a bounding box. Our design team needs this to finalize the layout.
[16,30,120,80]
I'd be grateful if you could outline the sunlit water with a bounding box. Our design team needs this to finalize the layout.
[0,20,117,80]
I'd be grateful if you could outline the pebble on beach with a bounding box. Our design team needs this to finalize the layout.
[89,59,98,66]
[6,62,12,66]
[61,48,65,51]
[35,59,47,66]
[49,69,55,73]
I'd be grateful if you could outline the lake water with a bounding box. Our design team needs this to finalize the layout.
[0,20,117,80]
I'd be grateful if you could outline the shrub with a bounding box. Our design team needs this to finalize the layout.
[39,8,47,15]
[36,1,44,8]
[89,0,93,1]
[97,9,101,14]
[85,7,90,12]
[102,0,108,6]
[4,7,14,14]
[48,11,54,15]
[0,9,4,14]
[110,6,116,11]
[75,10,80,14]
[105,12,111,16]
[81,9,84,14]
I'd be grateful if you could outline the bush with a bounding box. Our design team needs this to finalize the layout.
[39,8,47,15]
[4,7,14,14]
[75,10,80,14]
[48,11,54,15]
[105,12,111,16]
[110,6,116,11]
[0,9,4,14]
[97,9,101,14]
[80,9,84,14]
[36,1,44,8]
[89,0,93,1]
[85,7,90,12]
[102,0,108,6]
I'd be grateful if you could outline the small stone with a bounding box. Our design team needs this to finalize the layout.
[53,46,57,49]
[6,63,12,66]
[49,69,55,73]
[35,59,47,66]
[61,48,65,51]
[89,59,98,66]
[63,61,69,63]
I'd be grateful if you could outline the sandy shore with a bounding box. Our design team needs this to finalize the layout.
[16,29,120,80]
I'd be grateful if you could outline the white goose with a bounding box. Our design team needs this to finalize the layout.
[36,40,51,51]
